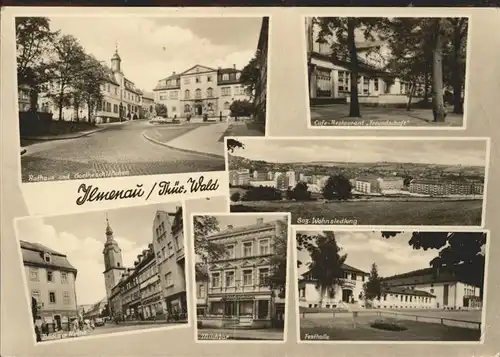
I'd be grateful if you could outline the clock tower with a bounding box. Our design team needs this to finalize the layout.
[102,215,125,300]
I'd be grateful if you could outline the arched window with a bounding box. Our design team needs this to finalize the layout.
[208,102,213,110]
[195,89,201,99]
[184,89,190,99]
[184,104,191,113]
[207,87,213,97]
[224,102,230,110]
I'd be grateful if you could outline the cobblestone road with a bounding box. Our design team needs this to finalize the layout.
[21,121,225,182]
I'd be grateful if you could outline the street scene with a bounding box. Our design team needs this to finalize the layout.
[227,137,488,226]
[306,17,468,128]
[193,213,289,341]
[16,202,188,342]
[296,230,487,341]
[16,16,269,182]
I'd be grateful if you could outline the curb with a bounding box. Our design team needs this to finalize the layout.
[142,131,225,160]
[21,127,107,141]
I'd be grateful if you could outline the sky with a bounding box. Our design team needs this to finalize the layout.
[296,231,441,278]
[230,139,487,167]
[47,16,263,91]
[16,202,180,305]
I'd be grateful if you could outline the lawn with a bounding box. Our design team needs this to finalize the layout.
[300,314,481,341]
[230,199,483,226]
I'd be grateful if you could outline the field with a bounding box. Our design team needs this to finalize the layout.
[230,199,483,226]
[300,311,482,341]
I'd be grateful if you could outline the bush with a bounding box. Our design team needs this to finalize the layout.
[230,192,241,202]
[370,318,407,331]
[197,321,203,329]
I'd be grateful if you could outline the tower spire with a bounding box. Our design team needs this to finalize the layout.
[105,213,113,237]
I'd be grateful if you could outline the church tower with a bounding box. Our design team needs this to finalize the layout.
[110,44,122,73]
[102,215,125,300]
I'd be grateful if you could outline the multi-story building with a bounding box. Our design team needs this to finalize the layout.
[21,241,79,330]
[254,17,269,124]
[152,207,187,317]
[199,218,287,328]
[473,182,484,195]
[249,180,276,188]
[276,174,290,191]
[153,64,250,119]
[82,297,107,320]
[253,170,268,181]
[305,17,418,106]
[229,170,251,187]
[28,49,144,123]
[141,91,156,119]
[409,179,478,196]
[195,263,209,316]
[378,177,404,192]
[381,267,482,309]
[135,246,163,319]
[355,176,404,194]
[286,171,299,188]
[374,286,437,309]
[298,264,369,308]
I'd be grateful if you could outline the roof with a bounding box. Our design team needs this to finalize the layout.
[21,240,77,275]
[302,263,369,279]
[382,286,436,298]
[381,265,479,287]
[218,67,241,74]
[142,91,155,100]
[356,176,380,182]
[207,220,277,240]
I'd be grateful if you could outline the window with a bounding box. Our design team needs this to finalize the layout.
[195,89,201,99]
[236,72,241,80]
[61,272,68,284]
[165,272,173,287]
[63,291,70,305]
[221,87,231,96]
[32,290,41,304]
[243,242,253,257]
[222,73,229,81]
[113,104,118,113]
[198,284,205,298]
[107,84,110,92]
[169,91,178,99]
[351,273,357,281]
[47,270,54,282]
[159,95,167,100]
[195,76,200,83]
[161,247,166,259]
[207,88,213,97]
[184,104,191,113]
[374,78,379,91]
[44,252,51,263]
[225,244,235,259]
[337,70,350,92]
[184,89,190,99]
[49,291,56,304]
[243,270,253,286]
[172,106,176,112]
[430,288,434,293]
[362,275,365,282]
[29,268,39,281]
[114,87,118,95]
[259,239,270,255]
[211,273,220,288]
[224,102,230,110]
[225,271,235,287]
[259,268,269,286]
[168,242,173,256]
[207,76,212,82]
[106,102,111,112]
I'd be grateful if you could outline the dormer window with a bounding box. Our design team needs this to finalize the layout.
[44,252,52,263]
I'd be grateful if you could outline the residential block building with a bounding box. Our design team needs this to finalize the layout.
[354,176,404,194]
[229,170,251,187]
[21,241,79,330]
[409,179,482,196]
[153,64,250,119]
[199,218,287,328]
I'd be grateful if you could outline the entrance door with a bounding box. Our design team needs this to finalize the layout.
[224,301,235,317]
[195,104,202,116]
[342,289,352,303]
[54,315,62,330]
[443,284,449,307]
[257,300,269,319]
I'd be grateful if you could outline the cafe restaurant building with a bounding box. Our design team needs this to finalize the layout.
[200,217,287,328]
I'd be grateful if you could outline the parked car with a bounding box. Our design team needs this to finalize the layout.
[94,317,105,327]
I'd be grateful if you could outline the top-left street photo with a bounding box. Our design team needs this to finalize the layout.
[16,15,269,183]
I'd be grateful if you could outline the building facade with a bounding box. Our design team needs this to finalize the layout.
[305,17,418,106]
[409,179,483,196]
[254,17,269,124]
[153,64,250,119]
[141,91,156,120]
[354,176,404,194]
[199,218,287,328]
[21,241,79,330]
[229,170,251,187]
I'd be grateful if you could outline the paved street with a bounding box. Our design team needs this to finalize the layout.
[310,104,464,127]
[21,120,225,182]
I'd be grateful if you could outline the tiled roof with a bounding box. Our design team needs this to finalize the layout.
[207,221,276,240]
[301,263,369,279]
[218,67,241,73]
[382,286,436,298]
[20,240,77,274]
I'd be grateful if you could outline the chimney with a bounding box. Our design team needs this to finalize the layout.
[233,64,236,69]
[257,218,264,225]
[227,224,233,229]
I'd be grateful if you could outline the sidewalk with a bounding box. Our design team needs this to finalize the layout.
[21,126,107,141]
[221,120,265,138]
[145,122,228,158]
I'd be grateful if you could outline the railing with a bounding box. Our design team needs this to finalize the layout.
[378,311,481,330]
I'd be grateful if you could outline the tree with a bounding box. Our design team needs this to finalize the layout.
[239,54,259,101]
[49,34,87,121]
[381,231,487,298]
[230,192,241,202]
[155,103,168,118]
[363,263,382,301]
[16,17,57,112]
[445,17,468,114]
[241,186,282,201]
[290,182,312,201]
[31,296,38,322]
[229,99,254,119]
[316,17,384,118]
[322,174,352,200]
[431,18,447,122]
[296,232,315,268]
[193,215,227,268]
[268,219,289,291]
[226,138,245,154]
[307,231,347,307]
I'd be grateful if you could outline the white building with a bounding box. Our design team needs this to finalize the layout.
[249,180,276,188]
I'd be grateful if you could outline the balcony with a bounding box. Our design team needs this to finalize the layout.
[209,284,271,295]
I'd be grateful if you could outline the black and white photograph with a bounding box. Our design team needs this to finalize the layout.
[192,213,289,341]
[16,16,269,183]
[15,203,189,343]
[306,16,469,128]
[226,137,489,226]
[296,229,488,342]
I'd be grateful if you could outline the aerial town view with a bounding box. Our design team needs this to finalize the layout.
[296,230,487,341]
[16,203,187,342]
[193,213,289,341]
[227,137,488,226]
[16,16,269,182]
[306,17,469,128]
